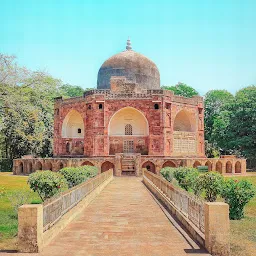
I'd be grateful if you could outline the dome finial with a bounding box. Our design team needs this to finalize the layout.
[126,37,132,51]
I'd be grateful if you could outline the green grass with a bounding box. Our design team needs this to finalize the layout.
[0,172,41,249]
[228,175,256,256]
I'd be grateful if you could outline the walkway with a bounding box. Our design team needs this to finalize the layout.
[24,178,210,256]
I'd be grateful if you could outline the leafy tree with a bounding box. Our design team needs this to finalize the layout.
[60,84,84,98]
[162,82,199,98]
[204,90,234,142]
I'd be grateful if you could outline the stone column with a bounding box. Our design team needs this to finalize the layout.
[18,204,43,253]
[205,202,230,256]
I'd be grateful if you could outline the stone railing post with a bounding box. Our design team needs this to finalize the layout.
[18,204,43,253]
[205,202,230,256]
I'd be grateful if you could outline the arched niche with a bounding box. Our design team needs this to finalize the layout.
[108,107,149,136]
[205,161,212,171]
[162,160,176,168]
[193,161,201,168]
[173,110,195,132]
[62,110,84,138]
[101,161,114,173]
[216,161,222,173]
[81,161,94,166]
[35,161,42,171]
[226,161,232,173]
[235,161,241,173]
[142,161,156,174]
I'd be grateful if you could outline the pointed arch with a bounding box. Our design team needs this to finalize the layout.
[108,107,149,136]
[81,161,94,166]
[174,110,195,132]
[226,161,232,173]
[216,161,222,173]
[62,110,84,138]
[101,161,114,173]
[35,161,42,171]
[18,162,24,174]
[162,160,177,168]
[193,161,201,168]
[205,161,212,171]
[142,161,156,174]
[235,161,241,173]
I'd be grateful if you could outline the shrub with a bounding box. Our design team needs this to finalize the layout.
[59,167,88,188]
[28,170,68,201]
[160,167,176,182]
[221,179,255,220]
[174,167,200,191]
[79,165,98,178]
[196,172,224,202]
[197,166,208,173]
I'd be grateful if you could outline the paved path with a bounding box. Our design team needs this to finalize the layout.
[17,177,210,256]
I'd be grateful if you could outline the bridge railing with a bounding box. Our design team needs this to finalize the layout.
[18,169,113,253]
[43,170,113,231]
[143,170,205,233]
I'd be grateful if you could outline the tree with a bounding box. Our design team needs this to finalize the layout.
[162,82,199,98]
[60,84,84,98]
[204,90,234,142]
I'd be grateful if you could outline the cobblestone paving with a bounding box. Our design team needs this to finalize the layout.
[11,177,211,256]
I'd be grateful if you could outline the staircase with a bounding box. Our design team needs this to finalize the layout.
[121,154,136,176]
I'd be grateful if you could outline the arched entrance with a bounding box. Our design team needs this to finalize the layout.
[108,107,149,155]
[193,161,201,168]
[81,161,94,166]
[142,161,156,174]
[35,161,42,171]
[205,161,212,171]
[162,160,176,168]
[101,161,114,173]
[45,162,53,171]
[235,161,241,173]
[27,162,33,174]
[18,162,23,174]
[226,161,232,173]
[216,161,222,173]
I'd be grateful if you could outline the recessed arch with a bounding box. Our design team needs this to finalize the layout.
[235,161,241,173]
[108,107,149,136]
[45,162,53,171]
[62,110,84,138]
[226,161,232,173]
[205,161,212,171]
[162,160,177,168]
[142,161,156,174]
[27,162,33,174]
[59,162,64,170]
[81,161,94,166]
[35,161,42,171]
[18,162,23,174]
[101,161,114,173]
[216,161,222,173]
[193,161,201,168]
[174,110,195,132]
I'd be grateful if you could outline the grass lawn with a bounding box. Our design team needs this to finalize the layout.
[0,172,40,250]
[229,175,256,256]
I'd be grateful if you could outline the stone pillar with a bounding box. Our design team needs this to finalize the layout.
[18,204,43,253]
[205,202,230,256]
[115,154,122,176]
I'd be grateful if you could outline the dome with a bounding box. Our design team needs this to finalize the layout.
[97,39,160,90]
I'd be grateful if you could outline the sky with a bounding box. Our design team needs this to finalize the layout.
[1,0,255,95]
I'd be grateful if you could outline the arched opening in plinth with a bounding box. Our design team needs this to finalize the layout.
[235,161,241,173]
[205,161,212,171]
[226,161,232,173]
[193,161,201,168]
[45,162,53,171]
[28,162,33,173]
[142,161,156,174]
[59,162,64,170]
[35,161,42,171]
[216,161,222,173]
[162,160,176,168]
[101,161,114,173]
[18,162,23,174]
[81,161,94,166]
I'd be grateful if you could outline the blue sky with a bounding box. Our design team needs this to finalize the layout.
[1,0,255,95]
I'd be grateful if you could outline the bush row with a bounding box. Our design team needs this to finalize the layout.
[28,165,99,201]
[160,167,255,220]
